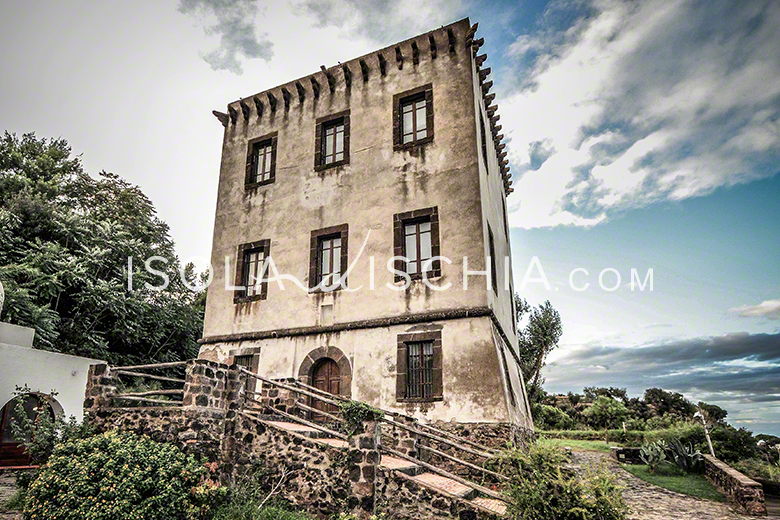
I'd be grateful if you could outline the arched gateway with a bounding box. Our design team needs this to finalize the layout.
[298,347,352,421]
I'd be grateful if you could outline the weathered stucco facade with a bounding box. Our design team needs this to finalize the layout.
[199,19,532,430]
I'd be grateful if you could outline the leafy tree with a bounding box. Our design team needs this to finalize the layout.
[515,295,563,402]
[698,401,728,424]
[643,388,696,419]
[626,397,654,421]
[0,132,204,364]
[583,396,629,430]
[583,386,628,403]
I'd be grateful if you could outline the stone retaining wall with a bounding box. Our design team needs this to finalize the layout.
[703,454,767,516]
[610,447,643,465]
[88,407,227,461]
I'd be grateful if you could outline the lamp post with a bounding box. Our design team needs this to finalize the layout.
[694,406,716,457]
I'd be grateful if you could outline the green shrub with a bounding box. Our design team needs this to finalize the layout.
[624,418,646,431]
[535,405,575,430]
[338,401,383,436]
[24,430,225,520]
[491,443,628,520]
[537,429,645,445]
[731,459,780,482]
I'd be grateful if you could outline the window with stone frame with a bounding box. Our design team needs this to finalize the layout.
[488,224,498,294]
[315,111,350,170]
[396,331,443,402]
[499,345,516,407]
[233,240,270,303]
[393,206,441,282]
[309,224,349,291]
[245,133,277,187]
[393,84,433,149]
[229,347,261,392]
[480,112,489,170]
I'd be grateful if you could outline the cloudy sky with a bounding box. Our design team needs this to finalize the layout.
[2,0,779,434]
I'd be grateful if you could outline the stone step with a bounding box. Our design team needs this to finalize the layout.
[379,454,421,476]
[319,438,349,449]
[470,497,508,516]
[411,472,476,499]
[264,420,329,439]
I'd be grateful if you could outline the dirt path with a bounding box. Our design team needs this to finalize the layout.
[570,450,755,520]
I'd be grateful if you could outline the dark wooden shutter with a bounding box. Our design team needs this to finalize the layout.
[343,114,350,164]
[270,136,278,182]
[245,145,255,185]
[425,88,434,141]
[432,339,443,398]
[314,122,323,168]
[393,96,401,146]
[396,342,408,399]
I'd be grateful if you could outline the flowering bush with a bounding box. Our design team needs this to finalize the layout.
[23,430,224,520]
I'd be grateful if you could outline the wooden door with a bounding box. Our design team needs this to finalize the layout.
[312,359,340,422]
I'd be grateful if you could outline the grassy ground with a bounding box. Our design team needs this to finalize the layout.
[538,437,618,453]
[621,464,726,502]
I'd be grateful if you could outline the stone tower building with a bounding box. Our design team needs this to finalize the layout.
[199,18,533,433]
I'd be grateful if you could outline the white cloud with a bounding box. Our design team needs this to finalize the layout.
[504,0,780,229]
[730,300,780,320]
[296,0,466,43]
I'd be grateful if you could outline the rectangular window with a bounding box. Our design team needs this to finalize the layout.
[393,84,433,149]
[234,240,270,302]
[315,111,350,170]
[318,234,342,287]
[322,119,345,165]
[480,112,489,170]
[404,220,433,276]
[499,346,517,407]
[233,355,254,370]
[488,225,497,294]
[396,331,443,402]
[309,224,348,291]
[245,133,277,187]
[406,341,434,400]
[393,207,441,281]
[401,95,427,144]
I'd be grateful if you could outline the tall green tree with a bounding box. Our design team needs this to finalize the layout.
[0,132,204,364]
[515,295,563,402]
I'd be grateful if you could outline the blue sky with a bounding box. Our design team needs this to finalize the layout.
[1,0,779,433]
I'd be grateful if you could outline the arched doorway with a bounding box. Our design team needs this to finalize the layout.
[311,358,340,421]
[0,394,55,467]
[298,347,352,423]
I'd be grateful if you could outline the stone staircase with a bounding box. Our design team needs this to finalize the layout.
[252,409,509,517]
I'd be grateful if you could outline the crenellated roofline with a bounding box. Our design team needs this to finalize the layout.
[211,18,512,196]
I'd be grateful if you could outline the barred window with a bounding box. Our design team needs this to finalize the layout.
[406,341,434,400]
[396,331,442,402]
